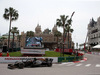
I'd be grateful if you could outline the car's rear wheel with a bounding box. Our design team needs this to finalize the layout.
[18,63,24,69]
[47,63,52,67]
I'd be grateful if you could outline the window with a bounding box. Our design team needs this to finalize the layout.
[96,34,98,38]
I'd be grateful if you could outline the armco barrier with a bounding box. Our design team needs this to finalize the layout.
[0,57,58,63]
[0,56,83,63]
[58,56,83,63]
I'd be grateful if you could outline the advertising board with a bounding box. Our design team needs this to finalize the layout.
[21,37,45,55]
[0,57,58,63]
[21,49,45,54]
[25,37,43,48]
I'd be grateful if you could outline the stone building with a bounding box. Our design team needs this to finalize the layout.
[88,17,100,47]
[21,24,74,50]
[0,33,19,47]
[0,33,20,52]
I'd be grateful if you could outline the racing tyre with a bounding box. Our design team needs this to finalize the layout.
[8,64,15,69]
[18,63,24,69]
[47,63,52,67]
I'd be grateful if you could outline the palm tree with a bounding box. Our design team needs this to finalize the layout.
[56,12,75,56]
[11,27,19,51]
[3,7,19,52]
[56,15,69,56]
[65,26,74,48]
[54,31,62,48]
[66,12,75,49]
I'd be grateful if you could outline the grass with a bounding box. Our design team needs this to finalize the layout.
[2,51,75,57]
[3,51,22,57]
[44,51,74,57]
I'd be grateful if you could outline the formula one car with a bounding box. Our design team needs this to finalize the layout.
[8,58,53,69]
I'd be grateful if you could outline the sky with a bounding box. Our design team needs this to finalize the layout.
[0,0,100,47]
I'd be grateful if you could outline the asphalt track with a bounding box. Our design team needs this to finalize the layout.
[0,53,100,75]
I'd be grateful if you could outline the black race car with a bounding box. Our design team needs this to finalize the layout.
[8,58,53,69]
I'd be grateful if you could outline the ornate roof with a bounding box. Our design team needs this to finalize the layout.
[35,24,41,34]
[89,18,97,27]
[52,25,57,33]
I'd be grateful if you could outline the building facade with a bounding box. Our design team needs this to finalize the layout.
[88,17,100,47]
[0,33,19,47]
[21,24,74,49]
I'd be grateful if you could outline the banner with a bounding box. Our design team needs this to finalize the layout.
[0,57,58,63]
[21,49,45,54]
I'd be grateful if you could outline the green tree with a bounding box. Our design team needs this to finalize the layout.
[54,31,62,48]
[43,28,51,34]
[56,12,75,56]
[26,31,34,37]
[11,27,19,51]
[3,7,19,51]
[56,15,69,56]
[66,12,75,49]
[0,37,7,46]
[65,26,74,48]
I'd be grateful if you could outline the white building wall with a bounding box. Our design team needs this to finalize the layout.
[88,17,100,46]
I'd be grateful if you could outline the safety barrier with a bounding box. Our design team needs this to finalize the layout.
[0,56,84,64]
[58,56,84,63]
[0,57,58,63]
[0,52,84,63]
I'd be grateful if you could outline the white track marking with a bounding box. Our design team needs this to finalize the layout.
[76,64,82,66]
[66,63,75,66]
[85,64,91,67]
[96,64,100,67]
[59,63,69,66]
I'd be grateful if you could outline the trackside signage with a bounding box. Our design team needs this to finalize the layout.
[0,57,58,63]
[21,49,45,54]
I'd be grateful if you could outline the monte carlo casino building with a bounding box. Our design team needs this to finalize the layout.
[20,24,74,50]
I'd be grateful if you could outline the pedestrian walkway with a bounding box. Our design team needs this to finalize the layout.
[53,63,100,68]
